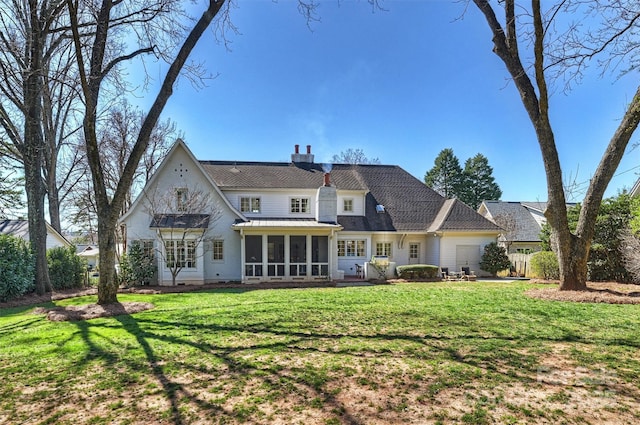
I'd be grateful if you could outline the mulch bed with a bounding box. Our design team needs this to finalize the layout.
[526,280,640,304]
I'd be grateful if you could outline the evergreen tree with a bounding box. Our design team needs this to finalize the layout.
[459,154,502,209]
[479,242,511,276]
[424,148,464,198]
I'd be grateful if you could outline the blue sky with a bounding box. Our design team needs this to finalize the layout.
[134,1,640,203]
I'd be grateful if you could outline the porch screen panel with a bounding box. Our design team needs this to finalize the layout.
[290,235,307,276]
[245,235,262,277]
[268,236,285,277]
[312,236,329,276]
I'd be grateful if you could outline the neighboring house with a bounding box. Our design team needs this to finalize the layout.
[77,245,99,269]
[120,141,501,285]
[0,219,71,250]
[478,201,555,254]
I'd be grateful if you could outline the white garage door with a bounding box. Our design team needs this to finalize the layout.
[456,245,481,271]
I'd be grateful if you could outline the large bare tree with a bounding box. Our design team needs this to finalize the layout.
[67,0,227,304]
[0,0,74,294]
[472,0,640,290]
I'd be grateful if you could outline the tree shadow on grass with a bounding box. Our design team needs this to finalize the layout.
[59,310,640,425]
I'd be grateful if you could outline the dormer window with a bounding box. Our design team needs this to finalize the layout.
[343,199,354,213]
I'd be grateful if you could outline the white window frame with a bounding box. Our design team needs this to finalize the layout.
[240,196,261,213]
[376,242,392,258]
[290,197,310,214]
[409,243,420,260]
[343,198,354,213]
[337,240,366,257]
[176,188,188,212]
[165,240,197,269]
[212,239,224,261]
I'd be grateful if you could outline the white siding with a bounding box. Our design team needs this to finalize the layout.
[123,143,243,285]
[438,233,497,277]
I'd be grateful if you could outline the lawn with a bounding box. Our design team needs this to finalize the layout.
[0,281,639,425]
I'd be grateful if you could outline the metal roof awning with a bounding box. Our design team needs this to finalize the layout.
[232,219,342,231]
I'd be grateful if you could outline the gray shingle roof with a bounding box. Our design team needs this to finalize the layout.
[200,160,500,233]
[481,201,543,242]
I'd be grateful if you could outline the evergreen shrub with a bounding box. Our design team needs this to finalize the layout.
[0,235,34,301]
[395,264,440,280]
[48,246,86,290]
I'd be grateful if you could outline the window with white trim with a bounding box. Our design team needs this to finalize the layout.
[290,197,310,213]
[376,242,392,258]
[343,198,353,212]
[176,188,188,211]
[165,240,196,268]
[212,240,224,261]
[409,243,420,259]
[240,197,261,213]
[337,240,366,257]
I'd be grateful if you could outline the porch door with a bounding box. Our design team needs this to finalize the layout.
[268,235,285,277]
[409,243,420,264]
[289,235,307,277]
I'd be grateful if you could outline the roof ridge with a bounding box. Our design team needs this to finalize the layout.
[427,198,456,232]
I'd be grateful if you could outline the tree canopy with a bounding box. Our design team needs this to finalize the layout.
[424,149,502,208]
[331,148,380,164]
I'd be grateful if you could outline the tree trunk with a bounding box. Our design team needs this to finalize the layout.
[96,217,119,304]
[24,156,51,295]
[47,182,62,234]
[23,2,51,295]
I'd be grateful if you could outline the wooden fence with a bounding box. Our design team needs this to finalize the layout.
[508,253,535,277]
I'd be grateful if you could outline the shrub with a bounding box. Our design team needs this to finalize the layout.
[396,264,440,280]
[128,241,156,286]
[0,235,34,301]
[479,242,511,276]
[47,246,87,290]
[530,251,559,280]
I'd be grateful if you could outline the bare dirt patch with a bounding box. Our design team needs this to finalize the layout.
[527,281,640,304]
[33,302,155,321]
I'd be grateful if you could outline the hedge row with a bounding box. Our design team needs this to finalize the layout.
[0,237,87,302]
[395,264,441,280]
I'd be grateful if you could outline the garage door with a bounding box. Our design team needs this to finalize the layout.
[456,245,481,271]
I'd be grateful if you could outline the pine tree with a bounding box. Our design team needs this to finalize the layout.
[424,148,464,198]
[459,154,502,209]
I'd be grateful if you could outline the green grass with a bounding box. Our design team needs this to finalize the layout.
[1,281,639,424]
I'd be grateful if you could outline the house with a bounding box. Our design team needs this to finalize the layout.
[77,245,99,269]
[120,141,501,285]
[0,219,71,250]
[478,201,554,254]
[478,201,583,255]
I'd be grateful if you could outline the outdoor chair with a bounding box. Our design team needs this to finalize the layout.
[440,267,449,280]
[355,264,364,278]
[461,267,477,281]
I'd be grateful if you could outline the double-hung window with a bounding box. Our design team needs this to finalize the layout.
[290,197,310,214]
[376,242,392,258]
[165,240,197,268]
[337,240,366,257]
[240,197,261,213]
[212,240,224,260]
